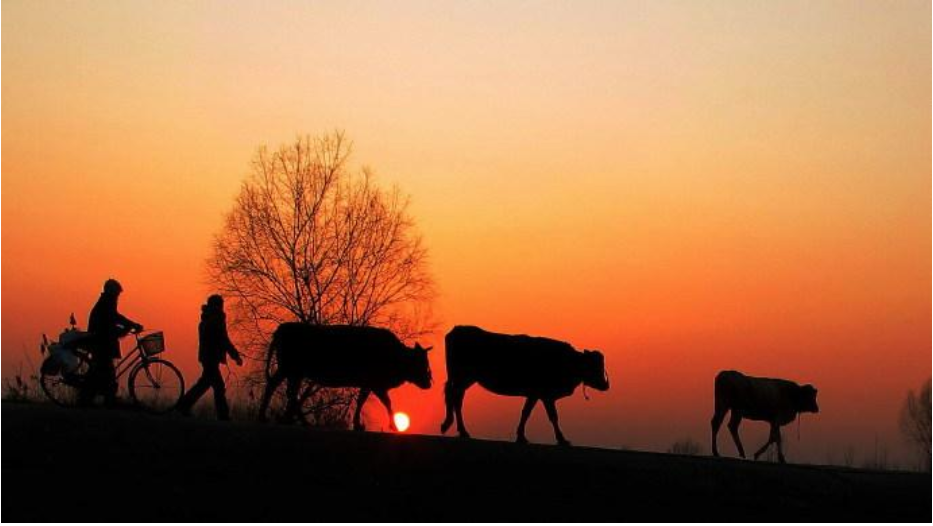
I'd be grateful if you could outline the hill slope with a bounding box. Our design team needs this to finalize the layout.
[3,403,929,521]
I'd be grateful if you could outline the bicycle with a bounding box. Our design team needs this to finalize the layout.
[40,329,185,413]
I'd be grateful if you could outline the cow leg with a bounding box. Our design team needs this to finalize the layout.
[753,435,774,460]
[282,376,302,424]
[711,407,727,457]
[727,412,745,458]
[374,389,398,432]
[515,397,538,444]
[440,382,456,434]
[451,382,472,439]
[774,424,786,464]
[257,369,286,422]
[353,388,371,432]
[543,399,570,447]
[754,423,782,462]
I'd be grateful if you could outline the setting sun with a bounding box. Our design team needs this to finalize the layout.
[393,412,411,433]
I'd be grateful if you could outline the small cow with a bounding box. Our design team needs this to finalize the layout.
[258,323,432,431]
[440,325,609,446]
[711,370,819,463]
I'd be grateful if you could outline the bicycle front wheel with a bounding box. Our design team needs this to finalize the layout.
[128,358,185,413]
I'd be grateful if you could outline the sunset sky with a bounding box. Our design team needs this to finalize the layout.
[3,1,930,464]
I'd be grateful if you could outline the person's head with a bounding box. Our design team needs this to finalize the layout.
[206,294,224,310]
[103,279,123,296]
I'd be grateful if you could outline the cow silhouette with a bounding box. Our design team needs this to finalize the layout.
[440,325,609,446]
[711,370,819,463]
[258,323,432,430]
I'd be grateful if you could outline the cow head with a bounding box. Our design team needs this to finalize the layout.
[407,343,433,389]
[581,350,610,391]
[796,384,819,413]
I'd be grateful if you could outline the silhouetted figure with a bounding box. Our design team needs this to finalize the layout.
[440,325,609,446]
[176,295,242,420]
[81,279,142,405]
[711,370,819,464]
[257,324,432,430]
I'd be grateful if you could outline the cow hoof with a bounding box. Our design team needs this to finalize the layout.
[516,436,529,445]
[353,424,366,432]
[440,421,452,434]
[458,432,471,439]
[557,440,572,447]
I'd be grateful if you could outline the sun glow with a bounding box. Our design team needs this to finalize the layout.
[393,412,411,432]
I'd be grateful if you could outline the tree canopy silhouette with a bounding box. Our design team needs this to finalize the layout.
[208,131,433,426]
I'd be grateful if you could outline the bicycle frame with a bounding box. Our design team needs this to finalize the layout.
[113,333,153,381]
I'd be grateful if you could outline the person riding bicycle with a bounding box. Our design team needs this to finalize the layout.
[176,294,242,420]
[81,278,143,406]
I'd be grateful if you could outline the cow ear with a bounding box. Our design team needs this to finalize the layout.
[424,346,433,352]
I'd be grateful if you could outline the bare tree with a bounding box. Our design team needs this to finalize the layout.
[899,379,931,471]
[208,132,434,426]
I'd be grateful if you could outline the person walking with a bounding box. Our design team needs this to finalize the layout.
[176,294,242,420]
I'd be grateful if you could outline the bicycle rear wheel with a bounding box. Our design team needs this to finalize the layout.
[128,358,185,413]
[40,353,91,407]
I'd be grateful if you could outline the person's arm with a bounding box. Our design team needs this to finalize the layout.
[115,312,143,333]
[218,314,242,365]
[228,345,243,366]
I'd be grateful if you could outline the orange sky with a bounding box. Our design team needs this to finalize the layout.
[3,1,930,465]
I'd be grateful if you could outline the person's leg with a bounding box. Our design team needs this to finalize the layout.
[176,366,212,414]
[99,357,118,407]
[206,364,230,421]
[79,355,105,406]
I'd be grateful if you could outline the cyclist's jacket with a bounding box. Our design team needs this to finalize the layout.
[198,304,240,365]
[88,292,139,359]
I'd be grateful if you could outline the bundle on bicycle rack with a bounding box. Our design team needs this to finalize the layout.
[40,327,91,376]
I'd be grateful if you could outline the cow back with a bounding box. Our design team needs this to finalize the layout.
[446,326,582,399]
[273,323,409,389]
[716,370,802,424]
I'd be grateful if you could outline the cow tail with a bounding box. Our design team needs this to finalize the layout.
[265,330,280,381]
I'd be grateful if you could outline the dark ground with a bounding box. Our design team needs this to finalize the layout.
[3,402,929,522]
